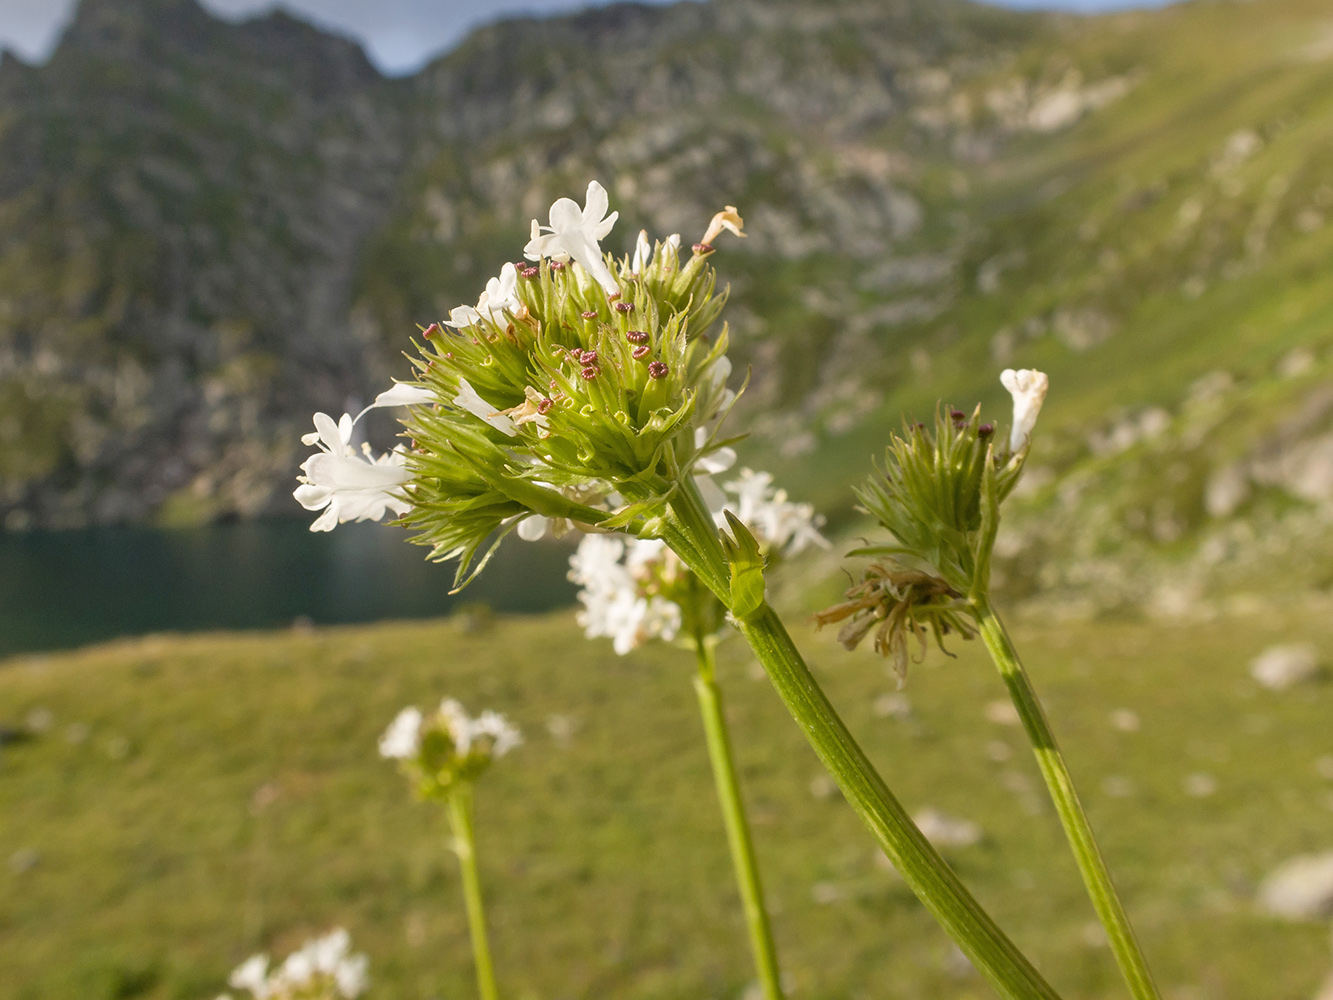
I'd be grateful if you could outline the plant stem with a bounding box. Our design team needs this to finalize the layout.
[691,628,784,1000]
[973,595,1161,1000]
[666,478,1063,1000]
[448,786,499,1000]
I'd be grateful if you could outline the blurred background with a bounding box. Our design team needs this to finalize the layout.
[2,0,1333,997]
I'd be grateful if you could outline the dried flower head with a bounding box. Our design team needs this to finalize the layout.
[814,564,978,684]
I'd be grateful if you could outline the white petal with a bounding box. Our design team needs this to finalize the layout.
[593,210,618,241]
[548,197,586,232]
[631,230,651,274]
[302,452,413,491]
[445,304,481,328]
[371,383,434,408]
[310,503,339,532]
[696,447,737,475]
[694,474,729,522]
[313,412,344,454]
[582,180,609,226]
[517,515,549,541]
[337,413,354,446]
[293,483,333,510]
[454,379,518,437]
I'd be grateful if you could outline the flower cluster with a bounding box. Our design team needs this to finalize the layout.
[223,929,367,1000]
[380,699,521,800]
[568,468,826,654]
[293,181,747,590]
[292,385,433,532]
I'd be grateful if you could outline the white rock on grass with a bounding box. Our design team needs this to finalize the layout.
[1257,853,1333,920]
[1251,644,1321,691]
[913,808,983,848]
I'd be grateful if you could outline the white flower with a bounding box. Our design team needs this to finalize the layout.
[567,534,682,654]
[693,426,736,475]
[445,263,523,328]
[523,180,620,295]
[293,412,413,532]
[454,378,517,437]
[471,709,523,757]
[516,515,550,541]
[378,706,423,759]
[333,954,369,999]
[365,382,434,411]
[631,229,681,275]
[700,205,746,246]
[438,698,521,758]
[1000,368,1049,452]
[228,955,270,999]
[227,929,367,1000]
[720,468,828,556]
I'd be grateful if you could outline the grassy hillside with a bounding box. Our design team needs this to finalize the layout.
[3,602,1333,999]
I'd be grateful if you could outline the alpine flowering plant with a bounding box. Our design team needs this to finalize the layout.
[379,698,521,800]
[384,182,739,588]
[222,928,368,1000]
[290,179,1150,1000]
[379,698,520,1000]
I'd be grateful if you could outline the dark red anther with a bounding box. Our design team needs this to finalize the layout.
[626,330,649,344]
[648,361,668,380]
[537,397,553,415]
[979,423,994,438]
[520,266,540,279]
[950,409,966,421]
[549,379,559,391]
[692,242,714,254]
[444,352,454,360]
[579,349,598,364]
[581,365,600,380]
[914,422,927,431]
[581,310,598,320]
[632,345,651,360]
[549,260,566,271]
[422,323,439,339]
[614,301,634,313]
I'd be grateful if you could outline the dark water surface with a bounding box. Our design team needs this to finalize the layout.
[0,520,576,657]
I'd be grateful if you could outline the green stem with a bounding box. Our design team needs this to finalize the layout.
[973,596,1161,1000]
[691,628,784,1000]
[448,787,500,1000]
[666,478,1063,1000]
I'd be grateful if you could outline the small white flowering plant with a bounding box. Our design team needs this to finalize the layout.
[379,698,521,801]
[292,178,1153,1000]
[379,699,519,1000]
[818,368,1162,1000]
[223,928,367,1000]
[568,467,826,656]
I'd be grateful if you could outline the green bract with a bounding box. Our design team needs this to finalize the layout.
[396,239,735,589]
[854,405,1027,598]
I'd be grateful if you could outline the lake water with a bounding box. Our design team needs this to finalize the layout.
[0,520,577,657]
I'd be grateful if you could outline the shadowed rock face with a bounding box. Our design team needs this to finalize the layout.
[0,0,409,526]
[0,0,1048,529]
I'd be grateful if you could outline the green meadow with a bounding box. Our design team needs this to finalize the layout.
[3,598,1332,999]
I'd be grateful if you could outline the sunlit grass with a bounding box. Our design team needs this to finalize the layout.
[2,605,1332,999]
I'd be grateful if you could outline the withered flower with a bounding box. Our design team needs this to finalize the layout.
[815,563,977,684]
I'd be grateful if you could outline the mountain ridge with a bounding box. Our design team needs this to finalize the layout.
[4,0,1333,613]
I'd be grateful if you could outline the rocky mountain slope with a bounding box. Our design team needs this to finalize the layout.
[3,0,1333,612]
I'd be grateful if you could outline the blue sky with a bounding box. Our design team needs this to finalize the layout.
[0,0,1175,76]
